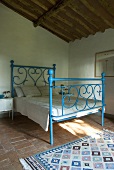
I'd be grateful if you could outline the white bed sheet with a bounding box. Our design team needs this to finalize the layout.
[14,95,102,131]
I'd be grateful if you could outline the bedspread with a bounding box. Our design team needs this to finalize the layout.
[14,95,102,131]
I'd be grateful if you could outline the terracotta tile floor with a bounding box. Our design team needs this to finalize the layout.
[0,114,114,170]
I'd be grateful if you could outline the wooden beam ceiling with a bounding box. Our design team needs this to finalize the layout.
[33,0,71,27]
[1,0,114,42]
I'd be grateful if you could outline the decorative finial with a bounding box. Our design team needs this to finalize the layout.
[48,69,53,75]
[101,72,105,77]
[10,60,14,66]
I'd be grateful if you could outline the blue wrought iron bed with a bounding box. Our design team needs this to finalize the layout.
[10,60,105,145]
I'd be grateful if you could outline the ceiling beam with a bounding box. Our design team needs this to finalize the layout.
[81,0,114,28]
[42,19,76,40]
[99,0,114,18]
[47,0,57,5]
[42,25,70,42]
[30,0,48,11]
[33,0,72,27]
[69,0,107,31]
[48,17,82,39]
[42,22,72,42]
[47,17,82,39]
[1,0,37,20]
[62,7,95,35]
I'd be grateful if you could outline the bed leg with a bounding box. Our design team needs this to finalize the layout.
[101,108,104,126]
[50,118,53,145]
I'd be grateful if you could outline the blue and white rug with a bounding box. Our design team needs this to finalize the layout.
[20,129,114,170]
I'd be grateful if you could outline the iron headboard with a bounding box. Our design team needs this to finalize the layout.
[10,60,56,97]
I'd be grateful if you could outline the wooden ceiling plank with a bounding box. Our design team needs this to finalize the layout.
[1,0,37,19]
[50,12,89,37]
[24,0,46,14]
[35,0,56,10]
[42,22,72,42]
[68,3,99,31]
[33,0,72,27]
[47,0,57,5]
[58,11,90,36]
[69,0,107,31]
[98,0,114,17]
[2,0,114,42]
[54,14,72,27]
[41,25,70,42]
[50,16,82,39]
[62,7,95,34]
[65,6,99,33]
[42,19,77,40]
[30,0,48,11]
[16,0,44,16]
[48,17,82,39]
[56,16,88,37]
[81,0,114,28]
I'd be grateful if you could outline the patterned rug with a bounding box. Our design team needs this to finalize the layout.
[20,129,114,170]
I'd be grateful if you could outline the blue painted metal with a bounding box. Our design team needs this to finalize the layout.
[52,105,102,120]
[10,60,56,98]
[48,69,106,145]
[48,69,53,145]
[53,64,56,87]
[48,77,102,82]
[53,64,56,75]
[62,84,102,110]
[10,60,14,97]
[10,61,105,145]
[54,109,101,123]
[101,72,105,126]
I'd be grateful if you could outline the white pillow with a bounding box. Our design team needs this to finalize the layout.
[15,86,24,97]
[39,86,57,96]
[21,86,41,97]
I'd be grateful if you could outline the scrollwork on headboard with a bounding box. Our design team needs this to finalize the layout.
[10,60,56,97]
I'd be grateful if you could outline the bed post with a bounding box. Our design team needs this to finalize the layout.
[48,69,54,145]
[101,72,105,126]
[10,60,14,98]
[53,64,56,86]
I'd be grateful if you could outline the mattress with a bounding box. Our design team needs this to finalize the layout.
[14,95,102,131]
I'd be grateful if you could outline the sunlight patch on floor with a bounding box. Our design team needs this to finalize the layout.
[73,119,84,123]
[58,119,100,136]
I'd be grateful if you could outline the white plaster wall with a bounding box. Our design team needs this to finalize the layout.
[0,4,69,94]
[69,29,114,115]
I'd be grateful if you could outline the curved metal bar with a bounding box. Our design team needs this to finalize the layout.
[10,61,56,97]
[47,70,105,145]
[10,60,14,97]
[28,67,42,86]
[42,69,49,85]
[62,83,102,112]
[14,67,28,85]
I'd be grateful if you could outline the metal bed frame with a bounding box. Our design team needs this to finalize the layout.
[10,60,105,145]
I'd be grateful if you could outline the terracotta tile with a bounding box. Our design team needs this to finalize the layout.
[10,136,26,143]
[0,158,11,167]
[0,150,6,155]
[3,165,16,170]
[0,114,113,170]
[1,142,14,151]
[0,137,8,143]
[17,145,37,154]
[7,133,24,139]
[12,161,23,170]
[0,145,3,150]
[18,149,39,158]
[14,142,33,150]
[11,139,28,146]
[6,150,19,163]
